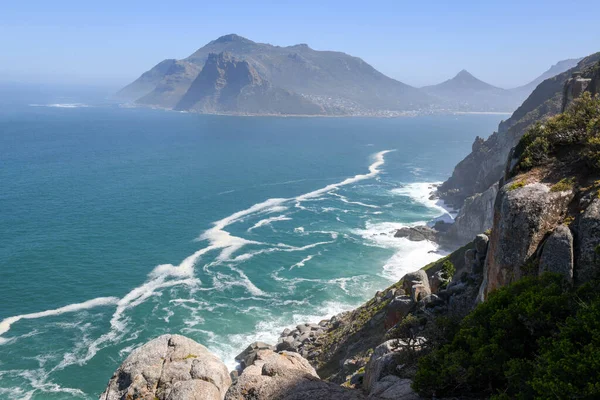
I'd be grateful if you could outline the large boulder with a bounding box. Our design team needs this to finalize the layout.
[479,182,573,300]
[235,341,275,370]
[100,334,231,400]
[226,350,366,400]
[363,340,402,394]
[384,296,414,329]
[368,376,420,399]
[394,226,437,242]
[401,270,431,301]
[575,198,600,284]
[539,225,574,282]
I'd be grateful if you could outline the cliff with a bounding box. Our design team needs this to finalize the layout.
[437,53,600,246]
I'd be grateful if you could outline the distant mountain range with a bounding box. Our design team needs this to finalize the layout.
[421,59,581,112]
[117,34,580,116]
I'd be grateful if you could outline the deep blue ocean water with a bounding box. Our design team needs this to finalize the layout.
[0,90,505,399]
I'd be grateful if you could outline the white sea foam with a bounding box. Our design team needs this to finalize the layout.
[247,215,292,232]
[296,150,394,202]
[209,299,355,371]
[289,253,319,270]
[29,103,90,108]
[0,149,395,375]
[352,220,446,280]
[330,192,379,208]
[391,182,456,222]
[0,297,119,342]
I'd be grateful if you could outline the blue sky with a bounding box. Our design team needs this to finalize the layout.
[1,0,599,88]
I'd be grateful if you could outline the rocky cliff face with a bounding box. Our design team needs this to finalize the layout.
[478,181,573,299]
[174,52,324,115]
[437,54,600,248]
[438,53,600,209]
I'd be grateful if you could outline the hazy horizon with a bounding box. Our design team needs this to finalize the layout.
[2,0,599,89]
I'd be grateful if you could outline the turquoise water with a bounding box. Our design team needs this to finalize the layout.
[0,95,504,399]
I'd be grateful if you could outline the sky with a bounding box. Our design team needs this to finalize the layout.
[1,0,599,89]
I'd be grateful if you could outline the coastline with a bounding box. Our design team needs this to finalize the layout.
[118,102,515,119]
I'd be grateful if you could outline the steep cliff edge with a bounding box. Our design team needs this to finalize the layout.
[437,54,600,247]
[438,54,600,209]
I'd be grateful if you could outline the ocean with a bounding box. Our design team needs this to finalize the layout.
[0,92,505,399]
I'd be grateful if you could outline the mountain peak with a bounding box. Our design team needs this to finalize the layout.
[211,34,253,44]
[454,69,477,80]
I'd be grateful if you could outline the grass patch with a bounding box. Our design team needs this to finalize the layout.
[550,177,575,192]
[508,180,525,191]
[184,354,197,359]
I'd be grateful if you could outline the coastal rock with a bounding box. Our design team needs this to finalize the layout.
[235,341,275,370]
[394,226,437,242]
[100,334,231,400]
[575,198,600,284]
[445,183,498,246]
[479,182,573,300]
[401,270,430,296]
[225,350,366,400]
[539,225,574,282]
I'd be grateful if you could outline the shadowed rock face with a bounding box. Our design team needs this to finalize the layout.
[575,198,600,284]
[225,350,367,400]
[539,225,574,282]
[174,52,323,115]
[99,334,231,400]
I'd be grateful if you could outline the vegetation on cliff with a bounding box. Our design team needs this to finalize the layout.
[413,273,600,399]
[513,92,600,175]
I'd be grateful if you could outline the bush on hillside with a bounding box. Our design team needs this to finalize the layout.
[512,92,600,174]
[412,273,600,399]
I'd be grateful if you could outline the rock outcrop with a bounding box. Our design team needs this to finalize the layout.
[363,340,420,400]
[562,72,593,112]
[225,350,366,400]
[394,226,437,242]
[539,224,574,282]
[575,198,600,284]
[479,182,573,300]
[444,183,498,246]
[100,334,231,400]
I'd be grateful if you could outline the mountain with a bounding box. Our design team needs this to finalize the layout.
[512,57,582,95]
[117,34,433,115]
[422,70,522,112]
[174,52,324,115]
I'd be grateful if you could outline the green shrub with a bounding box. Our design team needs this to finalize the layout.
[530,283,600,399]
[440,260,455,281]
[513,93,600,175]
[413,274,580,398]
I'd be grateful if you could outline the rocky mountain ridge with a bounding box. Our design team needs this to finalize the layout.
[117,34,578,116]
